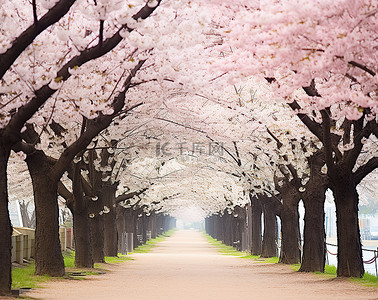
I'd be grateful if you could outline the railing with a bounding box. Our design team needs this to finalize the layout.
[325,242,378,277]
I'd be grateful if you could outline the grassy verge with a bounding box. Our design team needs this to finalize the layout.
[204,233,279,263]
[12,230,176,289]
[314,264,377,287]
[350,272,378,287]
[12,251,133,289]
[205,233,377,287]
[133,229,176,253]
[291,263,377,287]
[11,263,50,289]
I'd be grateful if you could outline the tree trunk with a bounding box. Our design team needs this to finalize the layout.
[299,177,327,272]
[260,196,278,258]
[332,176,364,277]
[73,211,93,268]
[116,206,125,253]
[0,144,12,295]
[233,206,246,251]
[103,186,118,256]
[250,196,262,256]
[150,211,157,239]
[279,201,301,264]
[133,208,140,247]
[217,214,223,241]
[72,165,93,268]
[224,212,232,246]
[142,212,148,244]
[232,214,239,250]
[89,194,105,263]
[26,151,65,276]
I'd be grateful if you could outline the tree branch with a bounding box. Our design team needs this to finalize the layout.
[57,180,74,208]
[0,0,77,80]
[344,118,376,171]
[348,61,376,76]
[99,20,104,48]
[320,110,336,175]
[5,0,161,141]
[32,0,38,24]
[115,188,148,204]
[50,60,146,180]
[354,157,378,185]
[288,100,323,140]
[233,141,242,166]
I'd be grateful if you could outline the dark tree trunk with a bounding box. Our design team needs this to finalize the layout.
[0,144,12,295]
[90,217,105,262]
[234,206,246,251]
[260,196,278,258]
[224,212,232,246]
[125,207,135,233]
[89,202,105,263]
[26,151,65,276]
[142,212,148,244]
[250,196,262,256]
[217,214,223,241]
[209,216,216,239]
[73,211,93,268]
[103,186,118,256]
[299,186,326,272]
[300,152,327,273]
[232,214,239,250]
[116,206,126,253]
[133,208,140,247]
[278,189,301,264]
[150,211,157,239]
[72,165,93,268]
[332,175,364,277]
[213,215,217,239]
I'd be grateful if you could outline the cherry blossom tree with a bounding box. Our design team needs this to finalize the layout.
[0,0,163,294]
[205,0,377,277]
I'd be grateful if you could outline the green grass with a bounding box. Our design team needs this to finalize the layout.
[133,229,177,254]
[11,230,176,289]
[205,233,377,288]
[204,233,280,263]
[161,229,176,237]
[351,272,378,287]
[240,254,279,263]
[11,251,77,289]
[104,254,133,264]
[324,264,337,274]
[317,265,377,287]
[205,235,246,256]
[93,254,133,270]
[12,250,124,289]
[290,263,301,271]
[299,263,378,287]
[63,250,75,268]
[11,262,50,289]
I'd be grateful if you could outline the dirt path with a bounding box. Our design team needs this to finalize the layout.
[26,230,377,300]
